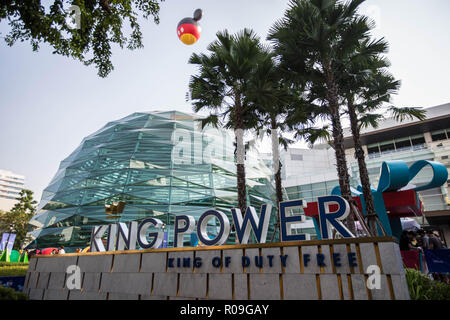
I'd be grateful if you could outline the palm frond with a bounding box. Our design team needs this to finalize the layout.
[294,126,331,147]
[358,113,384,130]
[388,106,427,122]
[279,136,296,150]
[199,114,221,130]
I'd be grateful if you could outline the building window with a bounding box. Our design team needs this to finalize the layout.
[431,130,448,142]
[290,154,303,161]
[300,191,313,199]
[367,144,380,155]
[285,187,297,194]
[411,135,426,150]
[379,141,395,154]
[366,134,431,158]
[394,137,412,151]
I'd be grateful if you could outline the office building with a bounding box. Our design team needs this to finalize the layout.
[0,169,25,212]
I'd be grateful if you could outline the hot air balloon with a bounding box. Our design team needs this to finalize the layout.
[177,9,202,45]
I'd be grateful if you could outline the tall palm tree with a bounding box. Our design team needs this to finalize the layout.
[188,29,271,215]
[247,57,283,205]
[338,38,394,235]
[245,53,313,241]
[268,0,372,234]
[340,42,426,235]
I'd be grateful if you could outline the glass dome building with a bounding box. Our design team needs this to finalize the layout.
[26,111,276,250]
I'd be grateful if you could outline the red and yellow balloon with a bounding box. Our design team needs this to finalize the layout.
[177,9,202,45]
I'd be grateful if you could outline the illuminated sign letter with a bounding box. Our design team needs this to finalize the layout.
[116,222,138,251]
[318,195,354,239]
[137,218,164,249]
[90,225,108,252]
[279,199,309,241]
[174,215,195,247]
[231,204,272,244]
[106,224,117,251]
[197,210,230,246]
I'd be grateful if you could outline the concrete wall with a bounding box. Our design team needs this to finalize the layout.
[23,237,410,300]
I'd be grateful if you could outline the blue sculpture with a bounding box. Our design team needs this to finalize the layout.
[332,160,448,239]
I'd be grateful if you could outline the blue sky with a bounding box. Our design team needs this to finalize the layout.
[1,0,449,201]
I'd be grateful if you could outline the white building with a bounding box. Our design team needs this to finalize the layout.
[263,102,450,243]
[342,102,450,243]
[261,147,339,239]
[0,169,25,212]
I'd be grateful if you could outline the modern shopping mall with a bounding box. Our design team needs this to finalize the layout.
[26,103,450,250]
[263,102,450,244]
[26,111,277,250]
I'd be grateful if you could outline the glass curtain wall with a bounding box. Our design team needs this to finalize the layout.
[26,111,276,250]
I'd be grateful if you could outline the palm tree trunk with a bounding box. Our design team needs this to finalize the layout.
[347,97,377,236]
[234,93,247,216]
[271,116,283,242]
[271,117,283,207]
[323,61,356,236]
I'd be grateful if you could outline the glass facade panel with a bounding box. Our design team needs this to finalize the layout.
[311,182,326,190]
[299,184,312,191]
[312,189,327,197]
[26,111,276,250]
[411,136,426,150]
[325,180,339,189]
[300,191,313,199]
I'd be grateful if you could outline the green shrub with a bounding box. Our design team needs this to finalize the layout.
[0,262,29,276]
[0,262,29,267]
[0,286,28,300]
[405,268,450,300]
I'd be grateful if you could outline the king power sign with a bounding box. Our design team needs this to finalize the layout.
[90,196,354,252]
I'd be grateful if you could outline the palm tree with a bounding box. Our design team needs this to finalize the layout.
[337,38,394,235]
[188,29,271,215]
[268,0,372,234]
[245,53,313,241]
[340,41,426,235]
